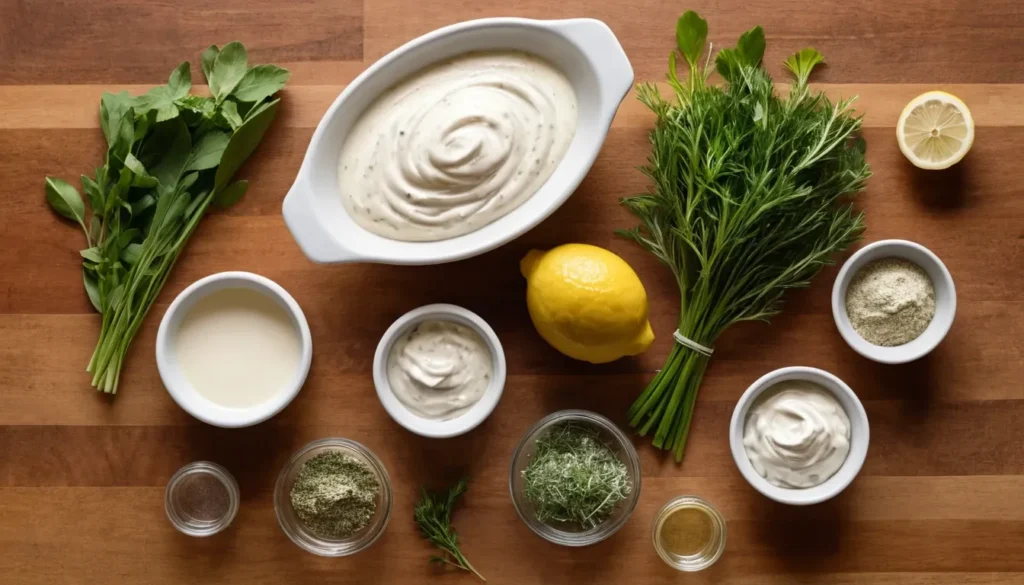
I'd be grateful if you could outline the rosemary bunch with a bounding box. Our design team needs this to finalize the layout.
[620,11,871,461]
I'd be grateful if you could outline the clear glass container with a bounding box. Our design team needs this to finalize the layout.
[652,496,727,571]
[509,409,642,546]
[165,461,239,537]
[274,438,393,556]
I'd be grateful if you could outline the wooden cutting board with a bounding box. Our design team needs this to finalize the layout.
[2,1,1022,583]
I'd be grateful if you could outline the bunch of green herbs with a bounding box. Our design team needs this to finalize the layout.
[45,42,289,394]
[620,12,871,460]
[521,422,631,529]
[414,478,485,581]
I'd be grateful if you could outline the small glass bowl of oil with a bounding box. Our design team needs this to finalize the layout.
[652,495,727,571]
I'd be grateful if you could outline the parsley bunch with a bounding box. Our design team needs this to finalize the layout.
[620,12,871,460]
[45,42,288,394]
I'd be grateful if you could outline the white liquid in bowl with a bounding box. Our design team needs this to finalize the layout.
[175,288,301,408]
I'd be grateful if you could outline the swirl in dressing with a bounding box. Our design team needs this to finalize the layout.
[742,381,851,488]
[386,320,492,420]
[339,51,578,241]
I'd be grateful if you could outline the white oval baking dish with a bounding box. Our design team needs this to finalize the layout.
[283,18,633,265]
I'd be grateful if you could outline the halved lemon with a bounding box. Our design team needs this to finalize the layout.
[897,91,974,170]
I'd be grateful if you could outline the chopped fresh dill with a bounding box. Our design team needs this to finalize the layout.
[521,422,631,529]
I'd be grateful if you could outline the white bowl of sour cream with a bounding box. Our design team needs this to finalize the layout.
[729,367,869,505]
[283,17,633,264]
[156,272,312,428]
[373,304,505,438]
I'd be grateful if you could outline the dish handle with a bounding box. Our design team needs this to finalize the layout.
[550,18,635,116]
[282,175,360,264]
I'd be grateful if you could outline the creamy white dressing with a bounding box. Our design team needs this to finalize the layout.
[339,51,578,241]
[386,320,492,419]
[175,288,301,409]
[742,381,851,489]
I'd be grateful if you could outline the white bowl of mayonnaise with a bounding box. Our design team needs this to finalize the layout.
[373,304,505,438]
[729,367,869,505]
[283,17,633,264]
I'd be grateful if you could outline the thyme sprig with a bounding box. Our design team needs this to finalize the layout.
[414,479,485,581]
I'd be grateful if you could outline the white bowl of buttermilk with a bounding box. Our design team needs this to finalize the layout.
[156,272,312,428]
[729,366,869,505]
[283,17,633,265]
[373,304,506,438]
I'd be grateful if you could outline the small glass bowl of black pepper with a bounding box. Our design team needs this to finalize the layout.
[165,461,240,537]
[274,438,393,556]
[509,410,642,546]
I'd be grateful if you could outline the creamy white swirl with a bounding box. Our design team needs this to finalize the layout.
[742,381,851,489]
[339,51,578,241]
[386,320,493,420]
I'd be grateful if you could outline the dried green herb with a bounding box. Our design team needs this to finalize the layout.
[414,479,485,581]
[290,451,379,539]
[522,422,631,529]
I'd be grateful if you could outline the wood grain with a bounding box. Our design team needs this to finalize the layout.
[1,1,1023,584]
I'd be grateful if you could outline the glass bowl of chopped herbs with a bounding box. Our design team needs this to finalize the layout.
[274,438,393,556]
[509,410,641,546]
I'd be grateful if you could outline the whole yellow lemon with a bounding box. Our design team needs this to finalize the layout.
[520,243,655,364]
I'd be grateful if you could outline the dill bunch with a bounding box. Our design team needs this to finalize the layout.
[620,11,871,461]
[522,422,632,529]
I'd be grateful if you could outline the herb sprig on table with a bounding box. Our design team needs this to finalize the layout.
[414,479,485,581]
[45,42,289,395]
[620,11,871,460]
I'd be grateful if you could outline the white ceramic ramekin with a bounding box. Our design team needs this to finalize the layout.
[372,304,505,438]
[729,367,869,506]
[156,272,312,427]
[283,18,633,265]
[832,239,956,364]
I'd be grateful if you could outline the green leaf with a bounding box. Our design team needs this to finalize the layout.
[736,26,766,66]
[143,117,192,186]
[81,174,104,212]
[715,48,741,83]
[123,153,159,188]
[209,41,248,101]
[99,92,133,148]
[185,130,231,171]
[219,100,244,129]
[80,247,104,263]
[120,243,144,265]
[107,106,137,166]
[167,62,191,99]
[131,193,156,217]
[88,215,102,243]
[83,268,102,313]
[675,11,708,67]
[201,45,220,83]
[215,98,280,191]
[45,177,87,226]
[231,64,290,103]
[133,86,179,122]
[214,180,248,208]
[783,48,825,85]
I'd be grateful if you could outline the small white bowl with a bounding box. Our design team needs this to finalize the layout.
[156,272,312,428]
[832,239,956,364]
[283,17,633,265]
[729,366,869,506]
[373,304,505,438]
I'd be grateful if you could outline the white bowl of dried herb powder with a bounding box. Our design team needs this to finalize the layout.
[274,438,393,556]
[832,239,956,364]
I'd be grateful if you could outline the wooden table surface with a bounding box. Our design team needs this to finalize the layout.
[2,1,1023,583]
